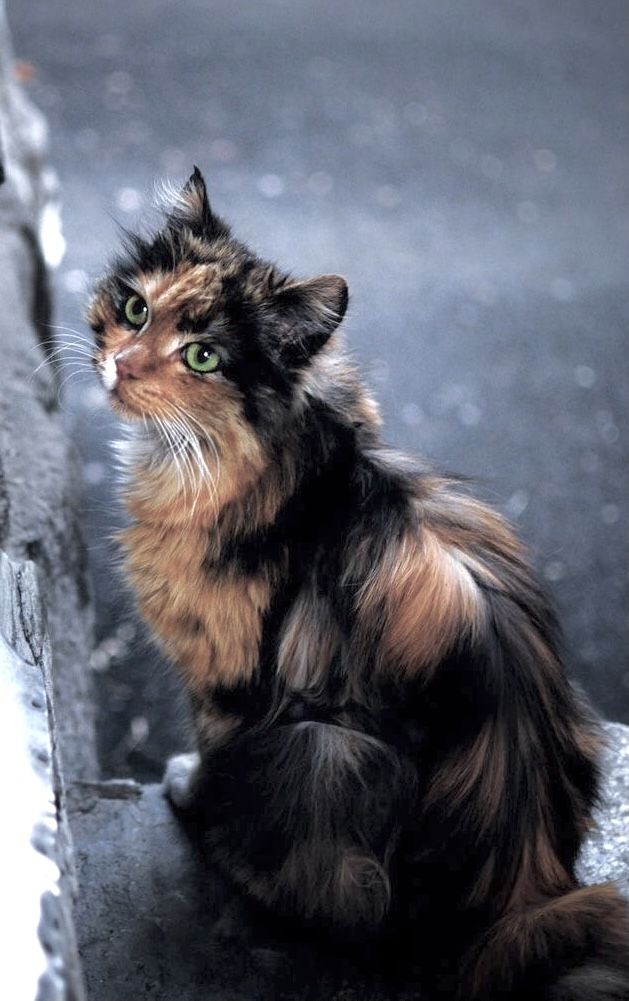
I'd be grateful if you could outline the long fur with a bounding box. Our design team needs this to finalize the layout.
[89,168,629,999]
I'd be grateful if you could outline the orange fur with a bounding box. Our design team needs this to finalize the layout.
[121,514,271,691]
[359,523,485,678]
[425,720,507,821]
[142,265,221,315]
[467,883,629,997]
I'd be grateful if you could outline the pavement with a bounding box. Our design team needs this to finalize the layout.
[9,0,628,777]
[67,722,629,1001]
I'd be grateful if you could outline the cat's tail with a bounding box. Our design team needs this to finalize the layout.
[460,881,629,1000]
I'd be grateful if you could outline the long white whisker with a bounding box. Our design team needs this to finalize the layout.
[30,344,95,377]
[162,408,202,515]
[47,344,94,357]
[55,363,94,375]
[154,414,186,492]
[31,335,94,353]
[55,368,95,397]
[35,345,94,365]
[42,322,92,340]
[165,419,192,494]
[163,403,221,520]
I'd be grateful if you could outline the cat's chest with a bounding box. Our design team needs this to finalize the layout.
[121,518,271,690]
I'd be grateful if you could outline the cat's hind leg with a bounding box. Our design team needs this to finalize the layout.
[205,721,415,936]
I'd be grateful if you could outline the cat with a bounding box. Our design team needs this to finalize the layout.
[88,167,629,999]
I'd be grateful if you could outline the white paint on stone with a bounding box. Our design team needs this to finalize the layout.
[0,631,59,1001]
[0,553,86,1001]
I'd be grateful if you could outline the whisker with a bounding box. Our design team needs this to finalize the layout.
[160,402,221,520]
[46,343,94,356]
[32,345,94,372]
[161,407,200,511]
[42,321,92,339]
[155,413,187,493]
[29,355,93,382]
[56,368,96,398]
[30,336,93,353]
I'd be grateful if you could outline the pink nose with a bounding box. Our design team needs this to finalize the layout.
[115,353,140,380]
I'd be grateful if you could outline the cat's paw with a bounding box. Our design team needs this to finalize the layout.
[163,751,202,812]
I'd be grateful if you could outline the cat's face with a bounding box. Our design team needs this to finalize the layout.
[88,168,348,457]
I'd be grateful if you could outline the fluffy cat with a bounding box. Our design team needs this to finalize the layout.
[88,168,629,999]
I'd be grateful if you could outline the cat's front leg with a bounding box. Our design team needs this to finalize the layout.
[163,693,244,813]
[163,750,203,811]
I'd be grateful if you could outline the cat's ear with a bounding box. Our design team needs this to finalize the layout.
[270,274,348,366]
[167,166,229,239]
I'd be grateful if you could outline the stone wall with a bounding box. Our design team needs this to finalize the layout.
[0,1,95,783]
[0,7,94,998]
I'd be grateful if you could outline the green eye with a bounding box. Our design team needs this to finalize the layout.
[183,342,220,373]
[124,294,148,327]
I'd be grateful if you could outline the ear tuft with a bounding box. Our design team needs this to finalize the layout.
[271,274,348,367]
[167,166,229,239]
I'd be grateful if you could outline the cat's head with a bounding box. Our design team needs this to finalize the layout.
[88,167,348,455]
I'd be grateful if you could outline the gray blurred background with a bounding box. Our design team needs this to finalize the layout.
[11,0,628,778]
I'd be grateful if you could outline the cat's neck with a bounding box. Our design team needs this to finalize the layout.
[116,421,269,531]
[116,382,380,542]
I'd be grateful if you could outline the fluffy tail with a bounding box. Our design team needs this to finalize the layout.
[462,882,629,1000]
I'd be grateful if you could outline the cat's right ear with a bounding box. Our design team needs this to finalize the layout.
[268,274,349,367]
[166,166,230,240]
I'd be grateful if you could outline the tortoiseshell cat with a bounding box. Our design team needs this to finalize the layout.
[89,168,629,999]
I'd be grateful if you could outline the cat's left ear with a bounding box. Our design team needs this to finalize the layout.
[270,274,348,366]
[168,166,229,239]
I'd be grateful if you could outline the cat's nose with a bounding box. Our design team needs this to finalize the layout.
[115,351,141,380]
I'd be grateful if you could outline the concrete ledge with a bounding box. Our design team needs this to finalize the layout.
[69,720,629,1001]
[69,783,403,1001]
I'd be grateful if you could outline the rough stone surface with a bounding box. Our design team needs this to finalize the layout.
[0,10,93,995]
[71,721,629,1001]
[69,782,423,1001]
[0,552,86,1001]
[577,721,629,896]
[0,6,96,781]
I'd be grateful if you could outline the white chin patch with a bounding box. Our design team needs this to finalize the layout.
[101,354,118,391]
